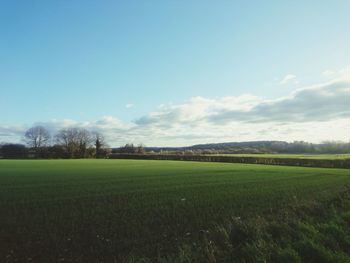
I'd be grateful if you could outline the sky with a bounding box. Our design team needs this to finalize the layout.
[1,1,350,146]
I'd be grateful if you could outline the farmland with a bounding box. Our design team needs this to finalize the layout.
[1,159,350,262]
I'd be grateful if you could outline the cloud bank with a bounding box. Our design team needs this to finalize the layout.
[1,75,350,146]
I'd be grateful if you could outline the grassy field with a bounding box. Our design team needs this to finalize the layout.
[1,160,350,262]
[207,153,350,160]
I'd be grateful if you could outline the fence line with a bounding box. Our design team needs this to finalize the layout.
[109,154,350,169]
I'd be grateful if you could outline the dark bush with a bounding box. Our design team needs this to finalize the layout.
[0,144,28,159]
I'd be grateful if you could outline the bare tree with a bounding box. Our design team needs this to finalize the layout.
[56,128,93,158]
[77,129,93,157]
[24,126,51,149]
[56,128,75,158]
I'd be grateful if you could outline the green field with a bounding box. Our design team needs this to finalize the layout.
[1,160,350,262]
[208,153,350,160]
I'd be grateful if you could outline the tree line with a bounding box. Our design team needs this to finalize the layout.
[0,126,110,159]
[1,126,350,159]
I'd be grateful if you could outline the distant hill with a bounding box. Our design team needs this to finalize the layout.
[189,141,288,150]
[144,141,288,153]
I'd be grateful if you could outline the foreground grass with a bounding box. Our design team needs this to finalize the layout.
[1,160,350,262]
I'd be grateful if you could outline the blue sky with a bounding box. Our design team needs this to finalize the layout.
[1,1,350,146]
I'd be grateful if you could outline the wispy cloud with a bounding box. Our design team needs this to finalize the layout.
[322,70,335,77]
[125,103,134,109]
[322,67,350,79]
[279,74,298,85]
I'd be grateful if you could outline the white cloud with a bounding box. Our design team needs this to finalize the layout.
[279,74,298,85]
[322,70,335,77]
[322,67,350,80]
[132,77,350,145]
[135,78,350,126]
[125,103,134,108]
[2,74,350,146]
